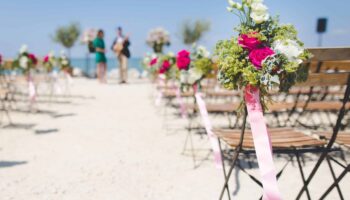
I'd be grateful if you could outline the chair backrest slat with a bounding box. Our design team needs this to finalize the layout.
[297,73,350,87]
[308,47,350,61]
[309,61,350,72]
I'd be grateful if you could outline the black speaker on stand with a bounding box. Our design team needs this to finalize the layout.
[316,18,328,47]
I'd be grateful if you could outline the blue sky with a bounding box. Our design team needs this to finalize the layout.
[1,0,350,58]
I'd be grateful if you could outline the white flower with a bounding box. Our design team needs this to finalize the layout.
[228,0,235,7]
[19,56,28,69]
[246,0,263,5]
[227,0,242,10]
[20,44,28,54]
[250,2,269,24]
[273,39,304,64]
[168,51,175,57]
[250,12,269,24]
[62,60,69,66]
[187,68,203,85]
[227,6,233,12]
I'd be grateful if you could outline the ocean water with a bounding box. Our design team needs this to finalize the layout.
[71,57,142,77]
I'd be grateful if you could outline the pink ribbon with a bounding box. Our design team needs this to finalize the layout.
[195,93,223,169]
[245,85,281,200]
[155,76,165,106]
[27,74,36,103]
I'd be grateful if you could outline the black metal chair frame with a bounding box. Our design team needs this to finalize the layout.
[217,74,350,200]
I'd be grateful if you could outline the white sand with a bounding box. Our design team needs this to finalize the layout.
[0,78,349,200]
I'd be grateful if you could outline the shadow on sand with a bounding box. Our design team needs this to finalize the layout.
[0,161,28,168]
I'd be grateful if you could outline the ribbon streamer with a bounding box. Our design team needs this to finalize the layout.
[195,93,223,169]
[245,85,281,200]
[28,75,36,103]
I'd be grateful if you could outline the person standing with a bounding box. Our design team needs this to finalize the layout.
[111,27,131,84]
[93,30,107,83]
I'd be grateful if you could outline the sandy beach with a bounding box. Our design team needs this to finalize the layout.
[0,77,349,200]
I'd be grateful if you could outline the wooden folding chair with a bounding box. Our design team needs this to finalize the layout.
[214,72,350,200]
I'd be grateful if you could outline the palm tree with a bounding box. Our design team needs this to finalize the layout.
[180,19,211,46]
[52,22,81,58]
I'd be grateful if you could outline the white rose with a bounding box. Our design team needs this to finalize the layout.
[187,68,203,85]
[251,3,268,13]
[20,44,28,54]
[250,12,270,24]
[250,3,269,23]
[62,60,69,66]
[247,0,263,5]
[273,40,304,64]
[228,0,235,7]
[168,51,175,57]
[19,56,28,69]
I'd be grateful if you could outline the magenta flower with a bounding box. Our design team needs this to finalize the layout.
[43,55,49,63]
[238,33,262,50]
[150,58,158,66]
[159,60,171,74]
[28,54,38,65]
[176,50,191,70]
[249,47,275,70]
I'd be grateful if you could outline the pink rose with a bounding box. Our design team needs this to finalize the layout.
[159,60,171,74]
[28,54,38,65]
[0,54,2,65]
[43,55,49,63]
[178,49,190,57]
[149,58,157,66]
[238,33,262,50]
[249,47,275,70]
[176,50,191,70]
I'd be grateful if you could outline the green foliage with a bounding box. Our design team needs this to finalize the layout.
[180,20,211,45]
[52,23,81,55]
[193,57,213,75]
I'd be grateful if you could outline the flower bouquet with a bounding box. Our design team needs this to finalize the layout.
[58,51,72,74]
[214,1,312,198]
[142,52,178,82]
[216,0,311,110]
[12,45,38,73]
[146,27,171,54]
[177,45,214,90]
[43,51,57,72]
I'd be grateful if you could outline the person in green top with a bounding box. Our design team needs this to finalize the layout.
[93,30,107,83]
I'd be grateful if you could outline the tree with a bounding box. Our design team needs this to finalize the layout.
[180,19,211,46]
[52,22,81,58]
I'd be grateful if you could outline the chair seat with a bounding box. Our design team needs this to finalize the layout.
[205,90,239,97]
[317,132,350,147]
[213,128,326,149]
[185,103,239,113]
[302,101,350,111]
[163,90,194,98]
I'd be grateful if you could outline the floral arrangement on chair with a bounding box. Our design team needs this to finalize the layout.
[146,27,171,54]
[216,0,311,109]
[176,46,214,88]
[43,51,57,72]
[58,51,71,73]
[142,52,177,81]
[12,45,38,73]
